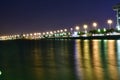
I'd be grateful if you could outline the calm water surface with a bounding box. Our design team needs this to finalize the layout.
[0,39,120,80]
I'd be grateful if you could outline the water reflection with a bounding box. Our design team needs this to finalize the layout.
[117,40,120,67]
[92,40,104,80]
[74,39,120,80]
[31,40,76,80]
[116,40,120,79]
[107,40,119,80]
[74,40,82,80]
[82,40,93,80]
[0,39,120,80]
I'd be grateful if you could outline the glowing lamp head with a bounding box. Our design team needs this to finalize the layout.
[43,32,45,35]
[30,33,32,36]
[54,31,56,33]
[57,30,60,33]
[34,33,37,36]
[60,30,63,32]
[75,26,80,30]
[38,33,41,35]
[46,32,49,34]
[107,19,113,24]
[50,31,53,34]
[83,24,88,29]
[70,28,73,31]
[64,29,67,32]
[0,70,2,75]
[23,34,26,37]
[93,22,97,27]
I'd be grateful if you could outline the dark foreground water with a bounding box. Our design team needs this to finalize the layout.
[0,39,120,80]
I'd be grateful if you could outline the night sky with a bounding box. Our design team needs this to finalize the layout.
[0,0,120,34]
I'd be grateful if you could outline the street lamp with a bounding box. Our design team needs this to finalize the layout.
[34,33,37,36]
[75,26,80,31]
[54,31,56,33]
[57,30,60,33]
[107,19,113,29]
[46,32,49,35]
[50,31,53,34]
[38,33,41,35]
[70,28,73,31]
[83,24,88,33]
[43,32,45,35]
[60,30,63,33]
[30,33,32,36]
[64,29,67,32]
[92,22,97,30]
[75,26,80,36]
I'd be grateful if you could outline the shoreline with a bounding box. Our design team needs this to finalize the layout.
[48,35,120,40]
[1,35,120,41]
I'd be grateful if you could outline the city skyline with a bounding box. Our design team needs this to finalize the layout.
[0,0,120,35]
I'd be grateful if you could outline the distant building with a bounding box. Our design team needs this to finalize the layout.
[113,3,120,30]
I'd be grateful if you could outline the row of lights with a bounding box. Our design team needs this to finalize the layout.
[75,19,113,31]
[0,19,113,40]
[21,19,113,38]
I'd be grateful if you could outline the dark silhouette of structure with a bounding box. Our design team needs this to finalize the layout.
[113,3,120,30]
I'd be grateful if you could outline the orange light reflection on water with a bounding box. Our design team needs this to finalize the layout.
[107,40,119,80]
[83,40,93,80]
[74,40,83,80]
[92,40,104,80]
[32,44,44,80]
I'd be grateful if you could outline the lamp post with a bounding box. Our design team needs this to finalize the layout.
[60,30,63,33]
[92,22,97,30]
[70,28,73,33]
[107,19,113,29]
[70,28,73,32]
[57,30,60,33]
[54,31,56,34]
[83,24,88,33]
[75,26,80,36]
[75,26,80,31]
[64,29,67,32]
[50,31,53,34]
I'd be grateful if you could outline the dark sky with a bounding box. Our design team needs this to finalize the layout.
[0,0,120,34]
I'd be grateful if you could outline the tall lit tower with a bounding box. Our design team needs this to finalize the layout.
[113,3,120,30]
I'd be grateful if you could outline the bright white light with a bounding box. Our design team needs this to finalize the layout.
[54,31,56,33]
[98,29,101,32]
[57,30,60,33]
[50,31,53,34]
[107,19,113,24]
[60,30,63,32]
[0,71,2,75]
[75,26,80,31]
[103,28,106,32]
[70,28,73,31]
[64,29,67,32]
[46,32,49,34]
[43,32,45,35]
[17,35,20,37]
[83,24,88,29]
[117,27,120,31]
[38,33,41,35]
[107,19,113,29]
[72,32,79,37]
[30,33,32,36]
[23,34,25,37]
[34,33,37,36]
[93,22,97,27]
